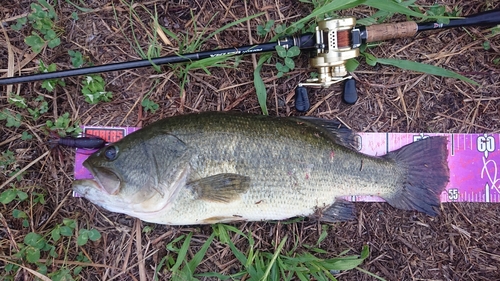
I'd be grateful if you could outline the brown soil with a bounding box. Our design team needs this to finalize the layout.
[1,0,499,280]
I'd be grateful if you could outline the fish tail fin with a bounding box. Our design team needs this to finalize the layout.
[383,136,449,216]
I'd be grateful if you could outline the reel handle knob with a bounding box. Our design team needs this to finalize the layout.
[295,86,310,112]
[342,78,358,104]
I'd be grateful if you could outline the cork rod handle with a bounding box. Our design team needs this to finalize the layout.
[365,21,418,42]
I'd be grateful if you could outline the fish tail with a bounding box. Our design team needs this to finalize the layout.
[383,136,449,216]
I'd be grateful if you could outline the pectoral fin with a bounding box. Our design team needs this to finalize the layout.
[188,173,251,203]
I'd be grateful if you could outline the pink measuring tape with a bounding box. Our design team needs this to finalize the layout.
[74,126,500,203]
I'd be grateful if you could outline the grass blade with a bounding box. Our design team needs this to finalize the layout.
[375,58,479,86]
[65,0,93,12]
[356,266,388,281]
[285,0,366,35]
[204,12,265,45]
[186,232,215,274]
[364,0,425,18]
[170,232,192,272]
[227,238,248,265]
[260,235,287,281]
[254,54,272,115]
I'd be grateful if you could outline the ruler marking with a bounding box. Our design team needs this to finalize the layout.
[385,133,389,154]
[451,133,455,156]
[486,184,490,203]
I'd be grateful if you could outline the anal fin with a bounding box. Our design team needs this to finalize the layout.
[316,200,356,222]
[188,173,251,203]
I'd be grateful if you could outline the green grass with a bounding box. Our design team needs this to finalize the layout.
[167,11,264,96]
[113,0,262,109]
[154,223,382,281]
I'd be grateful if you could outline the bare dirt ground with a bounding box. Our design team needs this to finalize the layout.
[1,0,500,280]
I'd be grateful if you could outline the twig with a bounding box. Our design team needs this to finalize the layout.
[38,191,73,232]
[244,0,257,70]
[36,258,120,269]
[0,134,21,147]
[135,219,147,281]
[0,150,50,190]
[108,249,159,281]
[435,113,493,131]
[0,213,19,252]
[1,23,14,96]
[305,91,337,116]
[0,257,51,281]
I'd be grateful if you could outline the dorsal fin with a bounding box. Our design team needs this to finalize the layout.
[291,117,359,150]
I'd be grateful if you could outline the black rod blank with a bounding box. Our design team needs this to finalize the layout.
[0,34,315,85]
[417,8,500,31]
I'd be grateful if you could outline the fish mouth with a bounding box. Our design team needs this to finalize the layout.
[83,162,122,195]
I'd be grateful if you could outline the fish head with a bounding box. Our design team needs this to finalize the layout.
[73,132,192,217]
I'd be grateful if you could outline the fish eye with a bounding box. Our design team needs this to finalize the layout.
[104,146,118,160]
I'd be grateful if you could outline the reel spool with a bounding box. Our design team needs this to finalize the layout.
[295,17,360,112]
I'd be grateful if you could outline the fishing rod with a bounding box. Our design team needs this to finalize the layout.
[1,8,499,111]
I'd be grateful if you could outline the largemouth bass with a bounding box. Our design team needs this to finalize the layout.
[73,112,449,225]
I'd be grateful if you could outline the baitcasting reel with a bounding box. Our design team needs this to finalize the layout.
[295,17,361,111]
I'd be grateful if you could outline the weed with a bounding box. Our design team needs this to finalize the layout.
[0,151,25,183]
[67,50,113,104]
[0,186,28,204]
[0,211,101,280]
[68,50,84,68]
[483,41,491,50]
[27,96,49,120]
[8,94,28,109]
[116,1,163,71]
[12,209,30,228]
[142,98,159,113]
[275,45,301,78]
[141,79,160,114]
[21,131,33,140]
[11,0,61,53]
[0,109,22,128]
[46,112,83,137]
[38,61,66,92]
[51,219,76,242]
[169,11,262,95]
[492,26,500,35]
[77,228,102,246]
[81,75,113,104]
[142,225,154,234]
[345,58,360,72]
[33,192,46,205]
[426,4,462,24]
[427,5,449,24]
[257,20,275,36]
